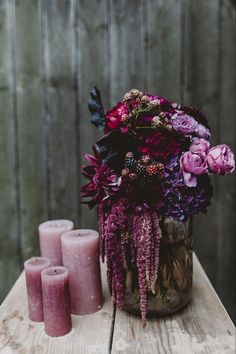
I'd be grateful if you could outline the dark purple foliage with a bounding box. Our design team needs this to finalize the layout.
[88,86,106,130]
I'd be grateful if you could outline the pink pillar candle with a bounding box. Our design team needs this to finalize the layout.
[24,257,51,322]
[61,229,103,315]
[39,219,74,266]
[41,266,72,337]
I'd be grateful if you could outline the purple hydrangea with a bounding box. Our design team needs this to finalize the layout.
[160,156,213,221]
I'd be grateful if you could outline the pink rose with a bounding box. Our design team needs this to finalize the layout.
[180,151,208,187]
[190,138,210,158]
[206,144,235,175]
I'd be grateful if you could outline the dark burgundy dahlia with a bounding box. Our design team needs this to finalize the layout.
[80,152,122,208]
[138,130,183,160]
[106,102,129,130]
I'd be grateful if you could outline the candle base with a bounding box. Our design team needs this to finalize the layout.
[41,266,72,337]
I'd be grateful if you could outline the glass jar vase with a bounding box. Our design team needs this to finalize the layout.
[123,217,193,317]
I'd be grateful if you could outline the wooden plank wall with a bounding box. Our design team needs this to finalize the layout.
[0,0,235,322]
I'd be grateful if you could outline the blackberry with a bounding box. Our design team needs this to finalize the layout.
[136,178,150,192]
[124,157,136,169]
[147,163,164,179]
[165,124,173,132]
[152,116,163,128]
[123,92,132,102]
[135,163,146,176]
[121,114,129,123]
[146,164,159,176]
[141,95,149,105]
[121,168,130,177]
[126,152,134,158]
[129,173,137,181]
[141,155,151,165]
[130,89,142,98]
[136,178,148,190]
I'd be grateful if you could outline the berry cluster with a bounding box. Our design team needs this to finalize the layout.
[122,152,164,191]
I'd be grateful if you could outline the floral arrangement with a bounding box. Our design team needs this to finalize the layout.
[81,88,235,325]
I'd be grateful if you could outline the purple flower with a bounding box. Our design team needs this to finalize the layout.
[195,124,211,140]
[172,112,198,135]
[106,102,129,130]
[180,151,208,187]
[181,106,210,129]
[190,138,210,158]
[206,144,235,175]
[80,152,122,208]
[161,156,213,221]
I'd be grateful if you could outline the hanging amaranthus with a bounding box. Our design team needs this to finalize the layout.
[100,199,127,308]
[99,201,162,326]
[131,210,162,326]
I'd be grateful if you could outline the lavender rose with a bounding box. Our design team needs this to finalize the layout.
[195,123,211,140]
[190,138,210,158]
[206,144,235,175]
[172,113,198,135]
[180,151,208,187]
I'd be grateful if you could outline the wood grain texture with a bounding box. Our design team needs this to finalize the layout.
[183,0,220,287]
[216,0,236,323]
[111,254,235,354]
[146,0,182,102]
[42,0,79,224]
[14,0,47,260]
[0,0,21,302]
[0,0,235,323]
[0,263,113,354]
[109,0,144,104]
[0,255,234,353]
[77,0,109,229]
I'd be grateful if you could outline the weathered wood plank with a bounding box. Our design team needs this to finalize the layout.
[183,0,220,286]
[216,0,236,323]
[14,0,47,260]
[77,0,109,229]
[0,263,113,354]
[42,0,78,224]
[0,0,21,301]
[109,0,144,104]
[111,254,235,354]
[146,0,182,101]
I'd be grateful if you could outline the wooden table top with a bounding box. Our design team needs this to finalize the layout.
[0,253,235,354]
